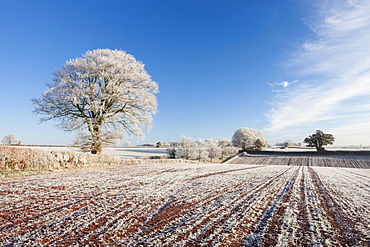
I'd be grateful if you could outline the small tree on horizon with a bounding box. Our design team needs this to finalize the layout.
[283,140,294,147]
[166,146,177,158]
[123,141,132,147]
[1,134,20,145]
[303,130,335,152]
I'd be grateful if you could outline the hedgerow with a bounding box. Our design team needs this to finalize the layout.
[0,146,120,172]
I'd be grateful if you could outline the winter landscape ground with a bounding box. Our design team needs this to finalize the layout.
[1,157,369,246]
[20,146,169,159]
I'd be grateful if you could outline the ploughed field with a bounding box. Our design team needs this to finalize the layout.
[1,162,369,246]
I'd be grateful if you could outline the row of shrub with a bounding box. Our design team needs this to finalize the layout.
[0,146,120,172]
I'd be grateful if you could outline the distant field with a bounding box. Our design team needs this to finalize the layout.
[265,147,370,152]
[1,163,369,246]
[231,155,370,169]
[103,148,168,159]
[19,146,168,159]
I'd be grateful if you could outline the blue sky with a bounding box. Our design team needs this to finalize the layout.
[0,0,369,146]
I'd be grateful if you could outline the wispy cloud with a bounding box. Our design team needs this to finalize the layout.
[265,0,370,145]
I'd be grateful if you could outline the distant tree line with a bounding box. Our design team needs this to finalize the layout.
[166,127,269,162]
[275,140,303,148]
[166,136,238,162]
[166,128,337,162]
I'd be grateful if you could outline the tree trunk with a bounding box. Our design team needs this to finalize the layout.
[90,124,103,155]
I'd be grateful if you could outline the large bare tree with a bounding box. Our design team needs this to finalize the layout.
[32,49,159,154]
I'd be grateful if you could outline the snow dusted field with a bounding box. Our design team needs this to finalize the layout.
[1,163,369,246]
[103,148,168,159]
[20,146,168,159]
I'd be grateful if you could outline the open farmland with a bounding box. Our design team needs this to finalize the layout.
[1,162,369,246]
[17,146,169,159]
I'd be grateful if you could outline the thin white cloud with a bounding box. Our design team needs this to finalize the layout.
[268,81,291,88]
[267,81,297,101]
[265,0,370,145]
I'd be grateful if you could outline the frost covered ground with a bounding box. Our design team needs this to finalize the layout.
[1,163,369,246]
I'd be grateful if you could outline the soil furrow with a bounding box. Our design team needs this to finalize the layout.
[243,166,299,246]
[191,165,264,180]
[171,167,295,245]
[309,166,367,246]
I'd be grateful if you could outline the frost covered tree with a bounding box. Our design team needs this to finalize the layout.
[222,146,238,159]
[283,140,294,147]
[166,146,177,158]
[204,138,222,162]
[32,49,159,154]
[254,139,265,151]
[217,138,237,159]
[169,141,180,147]
[178,136,196,159]
[218,138,232,149]
[195,143,209,161]
[303,130,335,152]
[123,141,132,147]
[232,127,266,151]
[1,134,20,145]
[168,137,237,162]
